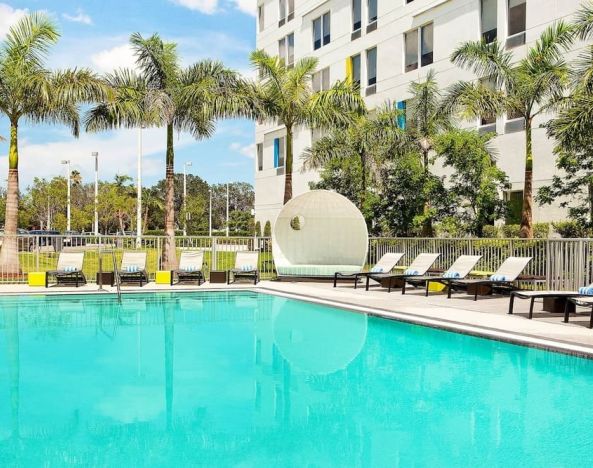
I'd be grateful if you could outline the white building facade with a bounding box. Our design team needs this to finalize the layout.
[254,0,585,228]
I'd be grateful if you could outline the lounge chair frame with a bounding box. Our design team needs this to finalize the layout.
[508,290,581,319]
[333,252,405,288]
[46,252,86,288]
[118,252,149,287]
[171,251,205,286]
[228,251,260,285]
[365,253,441,293]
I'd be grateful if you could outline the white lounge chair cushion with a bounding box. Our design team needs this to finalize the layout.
[579,286,593,295]
[490,274,508,281]
[443,270,460,278]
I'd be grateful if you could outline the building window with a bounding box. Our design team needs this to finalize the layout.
[348,54,361,89]
[396,101,406,129]
[368,0,378,24]
[258,5,264,32]
[257,143,263,171]
[274,137,285,168]
[404,29,419,72]
[421,23,433,67]
[481,0,497,43]
[278,33,294,66]
[313,12,331,50]
[366,47,377,87]
[352,0,362,32]
[312,67,330,92]
[405,23,433,72]
[507,0,526,47]
[279,0,294,26]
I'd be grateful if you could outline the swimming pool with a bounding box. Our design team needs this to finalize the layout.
[1,291,592,466]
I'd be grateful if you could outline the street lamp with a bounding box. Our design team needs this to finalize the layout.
[91,152,99,235]
[136,126,144,246]
[183,161,192,236]
[61,160,71,232]
[226,183,230,237]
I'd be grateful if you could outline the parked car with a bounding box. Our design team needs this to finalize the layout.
[28,230,61,252]
[63,230,87,247]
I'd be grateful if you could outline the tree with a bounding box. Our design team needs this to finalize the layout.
[263,221,272,237]
[210,182,254,229]
[434,130,510,236]
[445,22,573,238]
[0,13,106,272]
[255,220,262,237]
[302,106,407,219]
[86,33,248,268]
[250,50,365,204]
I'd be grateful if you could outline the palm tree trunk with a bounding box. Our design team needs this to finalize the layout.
[162,124,178,269]
[589,178,593,227]
[519,118,534,238]
[0,123,21,275]
[283,127,293,205]
[421,148,434,237]
[143,206,149,234]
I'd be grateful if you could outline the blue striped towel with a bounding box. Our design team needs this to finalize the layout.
[404,269,419,276]
[181,266,197,272]
[443,271,460,278]
[370,266,383,273]
[123,265,139,273]
[490,274,508,282]
[62,266,78,273]
[578,286,593,295]
[240,264,255,272]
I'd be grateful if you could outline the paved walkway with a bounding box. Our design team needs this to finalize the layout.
[3,279,593,357]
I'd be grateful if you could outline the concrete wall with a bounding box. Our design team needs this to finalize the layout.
[254,0,586,227]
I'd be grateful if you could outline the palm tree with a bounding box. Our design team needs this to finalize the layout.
[445,22,573,238]
[250,50,366,204]
[86,33,248,269]
[406,70,455,236]
[302,105,407,211]
[0,13,106,273]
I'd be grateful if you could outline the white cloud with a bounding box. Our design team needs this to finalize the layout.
[62,9,93,25]
[169,0,219,14]
[0,128,196,188]
[91,44,137,73]
[230,142,255,159]
[232,0,256,16]
[0,3,28,39]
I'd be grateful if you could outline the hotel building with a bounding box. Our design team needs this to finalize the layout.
[254,0,585,228]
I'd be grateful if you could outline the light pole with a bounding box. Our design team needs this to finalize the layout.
[209,188,212,237]
[183,161,192,236]
[61,160,71,232]
[92,152,99,235]
[226,183,229,237]
[136,126,144,246]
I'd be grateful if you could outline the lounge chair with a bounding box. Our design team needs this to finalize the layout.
[171,251,205,286]
[565,296,593,328]
[448,256,532,300]
[46,252,86,287]
[333,252,404,288]
[228,251,259,285]
[508,289,582,319]
[118,251,149,286]
[408,255,483,297]
[365,253,441,293]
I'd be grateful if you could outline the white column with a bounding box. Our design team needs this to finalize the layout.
[209,189,212,237]
[183,161,192,236]
[226,183,230,237]
[92,152,99,235]
[61,160,71,232]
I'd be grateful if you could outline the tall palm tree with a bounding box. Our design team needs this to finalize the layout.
[445,22,573,238]
[302,105,407,211]
[0,13,107,273]
[86,33,248,269]
[250,50,365,204]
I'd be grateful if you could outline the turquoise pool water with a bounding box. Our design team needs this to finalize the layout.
[1,291,593,467]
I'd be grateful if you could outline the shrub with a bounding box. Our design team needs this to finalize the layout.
[501,223,549,238]
[481,225,500,238]
[263,220,272,237]
[553,220,590,238]
[255,221,262,237]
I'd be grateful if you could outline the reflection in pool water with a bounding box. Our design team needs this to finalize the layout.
[1,291,593,466]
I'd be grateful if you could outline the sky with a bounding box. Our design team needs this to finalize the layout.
[0,0,257,190]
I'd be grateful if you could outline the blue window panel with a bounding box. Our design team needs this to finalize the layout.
[396,101,406,129]
[274,138,280,168]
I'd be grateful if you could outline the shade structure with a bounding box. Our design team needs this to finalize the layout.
[272,190,368,277]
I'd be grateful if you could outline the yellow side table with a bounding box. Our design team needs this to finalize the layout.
[155,270,172,285]
[28,271,47,287]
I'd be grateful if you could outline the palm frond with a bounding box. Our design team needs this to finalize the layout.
[574,1,593,40]
[450,40,512,85]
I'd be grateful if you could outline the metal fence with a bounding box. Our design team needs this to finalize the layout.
[2,234,593,291]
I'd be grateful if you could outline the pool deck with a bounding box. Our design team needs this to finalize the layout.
[3,280,593,357]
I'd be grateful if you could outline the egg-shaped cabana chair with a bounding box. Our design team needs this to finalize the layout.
[272,190,368,278]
